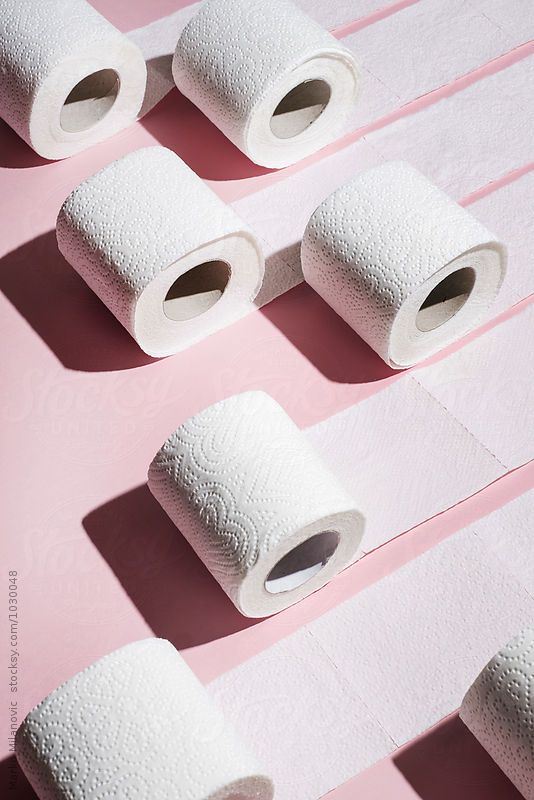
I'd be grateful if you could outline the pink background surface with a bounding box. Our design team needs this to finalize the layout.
[1,1,532,798]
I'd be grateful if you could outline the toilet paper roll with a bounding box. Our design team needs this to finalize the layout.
[301,161,506,368]
[56,146,264,357]
[0,0,147,159]
[148,390,365,617]
[460,628,534,800]
[172,0,359,168]
[15,638,274,800]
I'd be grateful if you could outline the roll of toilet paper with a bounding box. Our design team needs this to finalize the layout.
[0,0,147,159]
[301,161,506,368]
[172,0,359,168]
[460,628,534,800]
[15,638,274,800]
[148,391,365,617]
[56,146,264,356]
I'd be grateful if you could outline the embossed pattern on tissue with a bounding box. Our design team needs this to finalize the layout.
[461,627,534,800]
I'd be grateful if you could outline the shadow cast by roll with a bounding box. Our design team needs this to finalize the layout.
[258,248,396,384]
[83,485,260,649]
[394,713,522,800]
[0,231,157,372]
[0,756,36,799]
[0,120,51,169]
[140,84,274,182]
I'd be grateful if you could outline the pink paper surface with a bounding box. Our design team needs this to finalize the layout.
[1,1,534,799]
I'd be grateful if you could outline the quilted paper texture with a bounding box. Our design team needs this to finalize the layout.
[56,146,253,337]
[0,0,118,142]
[301,161,502,364]
[15,639,272,800]
[172,0,357,161]
[461,628,534,800]
[148,391,360,609]
[231,139,383,290]
[0,0,146,157]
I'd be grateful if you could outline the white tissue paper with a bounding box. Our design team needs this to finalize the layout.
[460,628,534,800]
[56,146,264,357]
[15,638,274,800]
[305,377,504,553]
[414,303,534,471]
[470,170,534,315]
[472,488,534,590]
[301,161,506,367]
[367,58,534,199]
[148,391,365,617]
[211,511,534,800]
[210,628,397,800]
[172,0,359,168]
[0,0,146,159]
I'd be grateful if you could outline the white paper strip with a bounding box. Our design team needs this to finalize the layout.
[472,488,534,596]
[234,139,385,305]
[342,0,517,123]
[414,304,534,471]
[306,378,504,552]
[367,56,534,199]
[210,505,534,799]
[469,0,534,43]
[209,628,396,800]
[469,170,534,315]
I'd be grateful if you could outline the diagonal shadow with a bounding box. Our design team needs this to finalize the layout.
[0,756,36,799]
[83,485,260,649]
[0,120,50,169]
[394,713,522,800]
[0,231,156,371]
[140,86,274,181]
[259,267,396,384]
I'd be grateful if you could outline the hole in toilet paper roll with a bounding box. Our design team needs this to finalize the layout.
[270,80,331,139]
[163,260,230,322]
[60,69,119,133]
[264,530,339,594]
[416,267,476,332]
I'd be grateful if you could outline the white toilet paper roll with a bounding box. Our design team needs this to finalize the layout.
[460,628,534,800]
[15,638,274,800]
[301,161,506,368]
[148,391,365,617]
[172,0,359,168]
[56,146,264,357]
[0,0,146,159]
